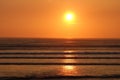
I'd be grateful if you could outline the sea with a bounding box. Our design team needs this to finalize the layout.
[0,38,120,80]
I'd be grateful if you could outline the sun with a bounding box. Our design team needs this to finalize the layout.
[66,14,73,21]
[65,13,74,21]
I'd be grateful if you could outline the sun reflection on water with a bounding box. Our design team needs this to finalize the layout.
[64,50,75,53]
[64,66,74,70]
[63,65,76,75]
[59,52,78,76]
[59,65,78,76]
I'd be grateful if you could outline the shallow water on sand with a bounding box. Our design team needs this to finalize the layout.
[0,50,119,78]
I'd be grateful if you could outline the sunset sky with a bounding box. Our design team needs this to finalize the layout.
[0,0,120,38]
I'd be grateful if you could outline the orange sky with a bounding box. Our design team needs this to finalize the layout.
[0,0,120,38]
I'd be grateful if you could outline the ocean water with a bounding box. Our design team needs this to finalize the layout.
[0,38,120,79]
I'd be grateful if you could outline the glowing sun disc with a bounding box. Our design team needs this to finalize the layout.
[65,13,74,21]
